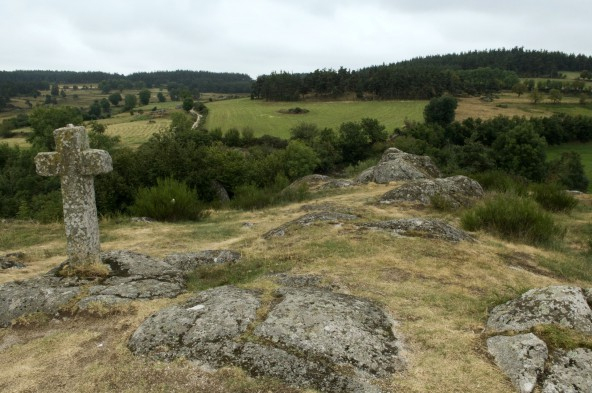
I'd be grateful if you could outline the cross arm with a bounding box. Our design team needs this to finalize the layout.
[81,149,113,176]
[34,152,61,177]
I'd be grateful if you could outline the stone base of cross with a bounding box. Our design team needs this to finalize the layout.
[35,125,112,266]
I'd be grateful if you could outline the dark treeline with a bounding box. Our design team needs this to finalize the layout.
[252,66,520,101]
[0,70,253,110]
[252,48,592,101]
[397,47,592,77]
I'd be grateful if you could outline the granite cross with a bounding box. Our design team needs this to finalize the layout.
[35,125,112,265]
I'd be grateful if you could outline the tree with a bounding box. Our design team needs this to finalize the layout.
[290,122,318,144]
[548,89,563,104]
[50,84,60,96]
[138,89,151,106]
[27,106,84,150]
[88,100,102,119]
[423,96,458,126]
[100,98,111,114]
[547,151,589,191]
[123,94,137,111]
[492,123,547,182]
[338,121,370,165]
[530,88,543,104]
[157,92,166,102]
[511,82,527,97]
[283,140,320,180]
[108,93,122,106]
[182,97,194,112]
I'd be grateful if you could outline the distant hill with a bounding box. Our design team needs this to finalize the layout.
[253,48,592,101]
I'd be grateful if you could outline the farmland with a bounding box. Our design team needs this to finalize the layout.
[204,98,427,138]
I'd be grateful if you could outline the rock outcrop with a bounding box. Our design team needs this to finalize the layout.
[486,286,592,393]
[358,218,474,242]
[129,278,406,392]
[283,174,354,193]
[356,148,441,184]
[379,175,484,208]
[486,334,548,393]
[0,250,240,327]
[263,211,358,239]
[487,286,592,334]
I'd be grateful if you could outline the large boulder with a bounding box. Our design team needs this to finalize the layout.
[128,282,406,392]
[486,286,592,393]
[379,175,484,208]
[486,334,548,393]
[542,348,592,393]
[358,218,474,242]
[356,148,441,184]
[487,286,592,334]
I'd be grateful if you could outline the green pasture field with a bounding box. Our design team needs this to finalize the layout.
[204,98,427,138]
[547,142,592,192]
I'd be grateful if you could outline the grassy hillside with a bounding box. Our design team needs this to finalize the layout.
[1,182,591,392]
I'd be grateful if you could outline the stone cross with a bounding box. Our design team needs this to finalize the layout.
[35,125,112,265]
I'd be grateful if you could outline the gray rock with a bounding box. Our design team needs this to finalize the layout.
[542,348,592,393]
[128,283,405,392]
[100,250,182,279]
[254,286,406,377]
[359,148,441,184]
[355,167,376,184]
[263,211,358,239]
[379,175,484,208]
[0,252,26,269]
[128,286,260,363]
[486,334,547,393]
[487,286,592,334]
[238,342,381,393]
[0,250,188,326]
[163,250,241,272]
[358,218,474,242]
[283,174,354,193]
[0,276,82,327]
[210,180,230,202]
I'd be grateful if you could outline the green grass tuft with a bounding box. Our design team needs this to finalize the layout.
[461,193,565,246]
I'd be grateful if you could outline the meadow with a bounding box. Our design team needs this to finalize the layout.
[204,98,427,138]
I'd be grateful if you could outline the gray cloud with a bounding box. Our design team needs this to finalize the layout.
[1,0,590,78]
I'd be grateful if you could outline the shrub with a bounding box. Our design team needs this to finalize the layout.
[129,178,208,221]
[471,170,528,195]
[461,193,565,246]
[529,183,578,212]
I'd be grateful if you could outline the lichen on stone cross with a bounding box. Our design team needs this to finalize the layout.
[34,125,112,266]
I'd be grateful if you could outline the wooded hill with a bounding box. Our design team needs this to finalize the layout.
[252,48,592,101]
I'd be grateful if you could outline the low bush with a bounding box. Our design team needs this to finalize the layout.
[530,183,578,212]
[129,178,209,221]
[461,193,565,246]
[471,170,528,195]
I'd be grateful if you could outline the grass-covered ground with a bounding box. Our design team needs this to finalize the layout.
[204,98,427,138]
[1,181,591,392]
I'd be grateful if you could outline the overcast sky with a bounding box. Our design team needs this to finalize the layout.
[1,0,590,78]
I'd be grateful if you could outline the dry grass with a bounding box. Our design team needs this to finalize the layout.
[1,183,590,392]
